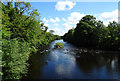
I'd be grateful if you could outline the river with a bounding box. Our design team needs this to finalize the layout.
[23,39,120,79]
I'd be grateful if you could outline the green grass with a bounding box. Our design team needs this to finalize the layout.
[54,42,64,48]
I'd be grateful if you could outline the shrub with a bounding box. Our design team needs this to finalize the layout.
[2,39,30,79]
[54,42,64,48]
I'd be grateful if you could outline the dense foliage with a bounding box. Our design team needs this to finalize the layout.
[54,42,64,48]
[63,15,120,51]
[1,2,60,80]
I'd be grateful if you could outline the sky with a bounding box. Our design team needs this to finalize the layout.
[30,2,118,36]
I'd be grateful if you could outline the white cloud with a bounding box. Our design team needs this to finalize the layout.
[52,28,61,32]
[55,1,76,11]
[55,17,60,22]
[43,18,48,23]
[50,28,66,36]
[96,9,118,26]
[61,12,84,33]
[54,23,59,26]
[62,10,118,27]
[44,23,49,27]
[63,23,73,30]
[50,17,60,23]
[46,9,118,36]
[50,18,56,23]
[67,12,85,24]
[62,18,67,21]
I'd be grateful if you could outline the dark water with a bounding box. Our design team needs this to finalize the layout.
[23,40,120,79]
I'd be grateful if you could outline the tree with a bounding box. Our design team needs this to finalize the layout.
[63,28,74,43]
[2,2,61,80]
[73,15,99,47]
[100,21,120,50]
[49,30,54,34]
[40,23,48,32]
[62,14,120,51]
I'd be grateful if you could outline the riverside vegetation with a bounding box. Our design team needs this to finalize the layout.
[1,2,60,80]
[63,15,120,51]
[1,1,120,80]
[54,42,64,48]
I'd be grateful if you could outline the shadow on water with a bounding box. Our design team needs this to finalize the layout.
[23,50,50,79]
[23,39,120,79]
[76,52,120,79]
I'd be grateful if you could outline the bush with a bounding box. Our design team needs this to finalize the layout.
[2,39,31,79]
[54,42,64,48]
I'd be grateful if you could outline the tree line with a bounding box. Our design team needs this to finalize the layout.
[63,15,120,51]
[1,2,60,80]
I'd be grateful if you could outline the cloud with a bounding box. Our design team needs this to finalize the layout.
[62,18,67,21]
[61,12,84,32]
[96,9,118,26]
[55,17,60,22]
[62,12,85,26]
[43,18,48,23]
[50,28,66,36]
[67,12,85,24]
[55,1,76,11]
[44,23,49,27]
[46,9,118,36]
[63,10,118,27]
[63,23,73,30]
[54,23,59,26]
[50,18,56,23]
[50,17,60,23]
[62,10,118,27]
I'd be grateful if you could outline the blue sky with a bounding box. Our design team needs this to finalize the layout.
[30,2,118,36]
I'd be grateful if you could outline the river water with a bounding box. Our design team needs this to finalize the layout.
[23,40,120,79]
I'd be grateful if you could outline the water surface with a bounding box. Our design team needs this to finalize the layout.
[24,40,120,79]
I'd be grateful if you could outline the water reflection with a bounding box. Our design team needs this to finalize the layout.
[76,52,120,79]
[23,40,120,79]
[23,49,50,79]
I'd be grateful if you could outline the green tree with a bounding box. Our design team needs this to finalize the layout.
[63,28,74,43]
[49,30,54,34]
[100,21,120,50]
[1,2,60,80]
[73,15,99,47]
